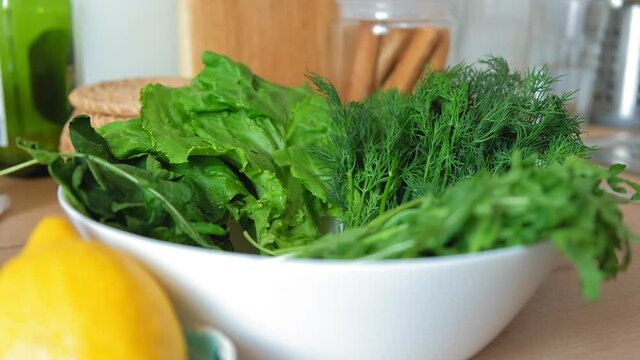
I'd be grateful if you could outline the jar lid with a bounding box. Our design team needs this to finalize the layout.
[337,0,454,20]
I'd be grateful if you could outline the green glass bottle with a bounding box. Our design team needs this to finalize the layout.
[0,0,73,176]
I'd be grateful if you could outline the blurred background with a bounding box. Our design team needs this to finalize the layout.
[70,0,621,122]
[0,0,638,173]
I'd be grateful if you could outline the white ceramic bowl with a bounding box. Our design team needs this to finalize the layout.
[59,188,557,360]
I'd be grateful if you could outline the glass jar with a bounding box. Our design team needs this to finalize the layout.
[529,0,610,119]
[332,0,461,101]
[0,0,74,175]
[457,0,533,75]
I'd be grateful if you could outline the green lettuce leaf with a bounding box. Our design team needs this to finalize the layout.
[93,51,333,251]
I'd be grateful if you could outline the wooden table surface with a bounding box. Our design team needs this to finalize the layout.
[1,126,639,359]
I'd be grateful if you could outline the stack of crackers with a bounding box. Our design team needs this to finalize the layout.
[59,77,190,153]
[345,23,450,102]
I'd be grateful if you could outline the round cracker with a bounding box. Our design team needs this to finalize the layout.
[68,77,190,117]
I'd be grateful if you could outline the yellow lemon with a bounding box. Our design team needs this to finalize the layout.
[0,216,187,360]
[21,216,81,254]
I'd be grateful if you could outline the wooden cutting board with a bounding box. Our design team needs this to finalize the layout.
[178,0,337,87]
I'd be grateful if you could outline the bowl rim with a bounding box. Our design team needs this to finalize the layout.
[57,186,554,269]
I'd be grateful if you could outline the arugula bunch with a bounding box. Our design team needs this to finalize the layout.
[278,154,639,300]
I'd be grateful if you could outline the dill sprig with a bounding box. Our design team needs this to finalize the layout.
[313,57,591,228]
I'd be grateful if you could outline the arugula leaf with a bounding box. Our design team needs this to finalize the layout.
[48,117,226,249]
[68,115,115,161]
[14,138,61,165]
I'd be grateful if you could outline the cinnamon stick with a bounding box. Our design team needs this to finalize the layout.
[375,29,413,88]
[429,29,450,72]
[346,21,380,102]
[382,27,441,92]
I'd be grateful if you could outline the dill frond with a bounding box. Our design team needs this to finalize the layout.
[313,57,590,228]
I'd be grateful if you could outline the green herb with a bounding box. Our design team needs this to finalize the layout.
[282,154,639,301]
[15,117,226,249]
[3,52,638,302]
[7,52,334,251]
[286,59,591,228]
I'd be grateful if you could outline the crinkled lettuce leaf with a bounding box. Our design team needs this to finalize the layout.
[91,51,332,250]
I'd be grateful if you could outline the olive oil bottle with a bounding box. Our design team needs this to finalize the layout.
[0,0,73,175]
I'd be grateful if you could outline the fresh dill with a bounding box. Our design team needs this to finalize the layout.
[312,57,591,228]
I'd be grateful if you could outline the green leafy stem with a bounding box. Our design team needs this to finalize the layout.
[1,152,217,250]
